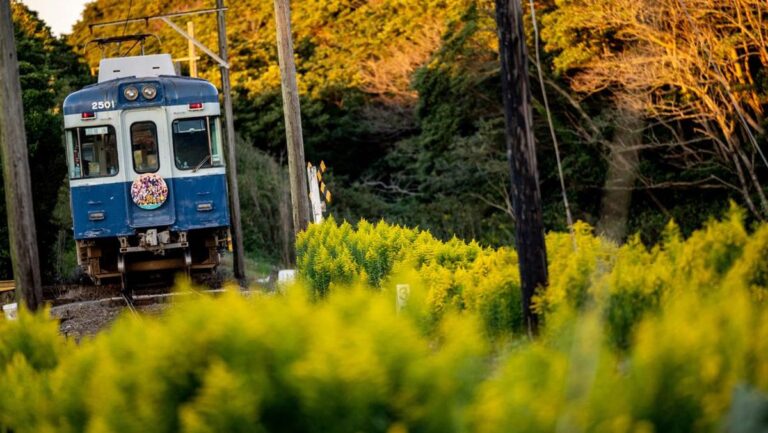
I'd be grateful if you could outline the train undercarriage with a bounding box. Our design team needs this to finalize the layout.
[76,228,229,291]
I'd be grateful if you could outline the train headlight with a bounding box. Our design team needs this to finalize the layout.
[124,86,139,101]
[142,85,157,100]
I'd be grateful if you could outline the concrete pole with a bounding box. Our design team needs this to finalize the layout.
[187,21,198,78]
[273,0,311,235]
[216,0,246,281]
[0,0,43,310]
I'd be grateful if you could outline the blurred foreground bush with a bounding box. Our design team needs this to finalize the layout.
[1,279,767,432]
[1,207,768,432]
[0,287,488,433]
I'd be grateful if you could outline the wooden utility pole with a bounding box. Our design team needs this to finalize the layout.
[273,0,311,235]
[0,0,42,310]
[216,0,246,281]
[494,0,548,336]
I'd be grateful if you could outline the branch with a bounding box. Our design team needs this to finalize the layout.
[360,179,422,197]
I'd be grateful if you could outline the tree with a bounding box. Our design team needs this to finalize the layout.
[543,0,768,219]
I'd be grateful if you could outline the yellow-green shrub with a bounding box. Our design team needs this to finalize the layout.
[538,206,762,348]
[0,307,70,430]
[3,207,768,433]
[299,208,768,342]
[0,284,489,433]
[1,269,768,432]
[471,288,768,433]
[297,218,522,335]
[725,224,768,301]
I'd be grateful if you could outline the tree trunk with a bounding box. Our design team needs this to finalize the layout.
[597,108,642,242]
[494,0,548,336]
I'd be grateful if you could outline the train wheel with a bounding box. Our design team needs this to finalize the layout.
[184,249,192,279]
[118,254,133,301]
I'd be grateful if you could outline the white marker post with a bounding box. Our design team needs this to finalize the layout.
[396,284,410,313]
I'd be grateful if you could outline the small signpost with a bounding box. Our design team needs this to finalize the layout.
[396,284,410,313]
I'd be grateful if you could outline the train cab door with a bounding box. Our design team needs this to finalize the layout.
[122,109,177,228]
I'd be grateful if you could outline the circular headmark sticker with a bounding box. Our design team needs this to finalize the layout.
[131,173,169,210]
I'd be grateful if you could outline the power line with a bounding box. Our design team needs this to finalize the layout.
[527,0,576,246]
[121,0,134,36]
[118,0,134,56]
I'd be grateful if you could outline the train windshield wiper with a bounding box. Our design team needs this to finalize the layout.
[192,154,211,173]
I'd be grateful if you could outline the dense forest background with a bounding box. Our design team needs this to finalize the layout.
[5,0,768,280]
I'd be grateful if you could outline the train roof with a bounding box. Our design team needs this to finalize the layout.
[98,54,176,83]
[63,75,219,116]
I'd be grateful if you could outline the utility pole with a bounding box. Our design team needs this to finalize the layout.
[494,0,548,336]
[216,0,246,281]
[0,0,42,310]
[273,0,311,236]
[186,21,198,77]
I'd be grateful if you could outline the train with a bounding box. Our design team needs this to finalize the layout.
[62,54,231,289]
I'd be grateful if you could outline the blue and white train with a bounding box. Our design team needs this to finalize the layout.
[63,54,230,287]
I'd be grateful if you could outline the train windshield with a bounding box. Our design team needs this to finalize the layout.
[131,122,160,173]
[65,125,119,179]
[172,117,223,171]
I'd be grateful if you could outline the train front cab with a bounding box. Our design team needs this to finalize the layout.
[64,75,230,285]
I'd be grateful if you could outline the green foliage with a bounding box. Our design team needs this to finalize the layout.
[236,139,293,265]
[297,217,521,335]
[64,0,746,249]
[537,204,765,349]
[470,287,768,433]
[70,0,470,100]
[4,212,768,432]
[0,306,70,429]
[301,206,768,350]
[0,285,489,433]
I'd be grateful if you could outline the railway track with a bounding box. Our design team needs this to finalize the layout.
[7,267,259,313]
[3,269,265,338]
[48,272,250,339]
[121,291,140,318]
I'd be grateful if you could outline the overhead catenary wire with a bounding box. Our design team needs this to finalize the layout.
[526,0,576,248]
[118,0,134,56]
[121,0,134,36]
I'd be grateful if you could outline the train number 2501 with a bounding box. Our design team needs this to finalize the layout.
[91,100,115,110]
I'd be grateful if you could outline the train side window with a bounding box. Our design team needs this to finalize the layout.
[131,121,159,173]
[210,118,223,166]
[66,126,119,179]
[172,116,224,170]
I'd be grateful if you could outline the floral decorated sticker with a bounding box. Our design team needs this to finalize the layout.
[131,173,168,210]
